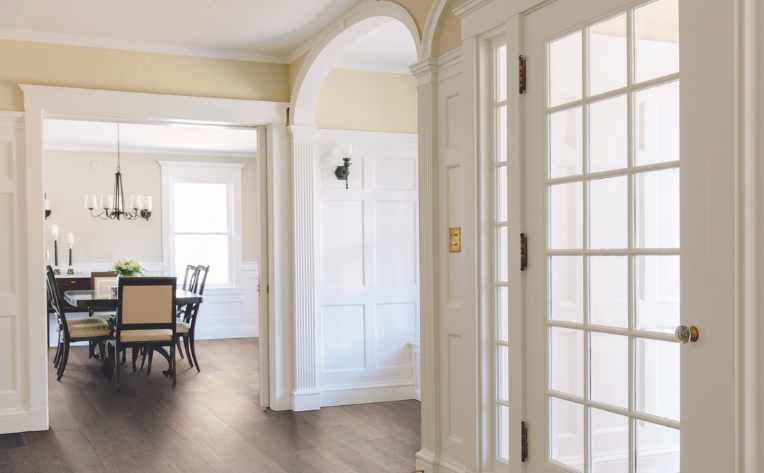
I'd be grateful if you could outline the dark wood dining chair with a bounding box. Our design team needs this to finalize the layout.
[107,276,177,386]
[46,266,111,381]
[181,264,200,292]
[176,265,208,372]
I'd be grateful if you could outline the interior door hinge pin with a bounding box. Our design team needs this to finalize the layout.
[519,55,527,95]
[520,233,528,272]
[521,420,529,462]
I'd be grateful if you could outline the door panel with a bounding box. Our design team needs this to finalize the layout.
[520,0,735,471]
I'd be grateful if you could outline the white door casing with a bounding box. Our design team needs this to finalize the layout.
[316,130,419,406]
[519,0,737,472]
[11,85,288,429]
[0,113,37,434]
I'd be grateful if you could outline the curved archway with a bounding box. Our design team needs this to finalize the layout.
[290,0,422,127]
[421,0,449,59]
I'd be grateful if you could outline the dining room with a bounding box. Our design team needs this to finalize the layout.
[42,117,263,387]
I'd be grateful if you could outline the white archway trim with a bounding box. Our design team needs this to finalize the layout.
[290,0,421,127]
[421,0,449,60]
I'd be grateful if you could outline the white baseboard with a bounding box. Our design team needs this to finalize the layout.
[415,449,471,473]
[0,407,48,434]
[195,322,258,340]
[320,382,416,407]
[292,390,322,411]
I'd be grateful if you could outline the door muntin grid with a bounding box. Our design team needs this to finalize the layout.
[544,1,680,472]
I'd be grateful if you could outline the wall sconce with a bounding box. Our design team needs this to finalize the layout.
[44,193,51,220]
[334,146,353,189]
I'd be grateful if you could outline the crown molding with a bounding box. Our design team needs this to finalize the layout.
[44,145,257,159]
[0,27,288,63]
[453,0,495,19]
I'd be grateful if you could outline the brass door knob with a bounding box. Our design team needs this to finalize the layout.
[674,325,700,344]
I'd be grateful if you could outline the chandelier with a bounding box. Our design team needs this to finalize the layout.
[84,123,152,221]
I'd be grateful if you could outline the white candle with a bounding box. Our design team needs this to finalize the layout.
[136,195,144,210]
[44,197,50,211]
[50,224,59,240]
[99,194,105,210]
[106,195,115,210]
[84,194,90,209]
[90,194,98,210]
[66,233,74,248]
[347,144,353,156]
[128,195,135,210]
[145,196,153,212]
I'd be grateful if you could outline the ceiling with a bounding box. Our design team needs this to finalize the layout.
[0,0,358,60]
[337,19,417,74]
[44,119,258,157]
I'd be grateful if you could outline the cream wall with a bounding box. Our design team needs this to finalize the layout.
[0,39,289,112]
[43,150,260,265]
[315,68,417,133]
[433,0,462,56]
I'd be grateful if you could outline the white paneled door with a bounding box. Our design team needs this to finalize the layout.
[518,0,736,472]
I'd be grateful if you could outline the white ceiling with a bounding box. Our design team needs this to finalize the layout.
[337,19,417,74]
[44,119,258,157]
[0,0,357,60]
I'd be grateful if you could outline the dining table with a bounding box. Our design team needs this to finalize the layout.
[63,288,202,376]
[64,288,202,311]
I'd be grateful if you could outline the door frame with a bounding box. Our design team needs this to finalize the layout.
[19,84,288,428]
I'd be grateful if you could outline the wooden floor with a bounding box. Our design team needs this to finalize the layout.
[0,339,421,473]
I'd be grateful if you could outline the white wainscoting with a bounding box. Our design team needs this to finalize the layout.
[49,261,258,346]
[316,129,419,406]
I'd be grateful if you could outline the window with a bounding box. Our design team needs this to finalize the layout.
[489,37,510,466]
[160,162,243,288]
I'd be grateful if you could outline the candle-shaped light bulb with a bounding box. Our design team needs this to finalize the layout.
[128,195,136,210]
[136,195,144,210]
[44,193,50,211]
[347,144,353,157]
[90,194,97,210]
[66,233,74,248]
[50,224,59,240]
[145,196,153,212]
[106,195,115,210]
[99,194,105,210]
[84,194,90,209]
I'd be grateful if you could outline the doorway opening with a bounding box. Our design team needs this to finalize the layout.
[292,11,422,408]
[42,117,267,418]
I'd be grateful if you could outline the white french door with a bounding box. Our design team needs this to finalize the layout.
[516,0,736,472]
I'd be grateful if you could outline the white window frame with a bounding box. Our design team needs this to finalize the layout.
[159,161,244,289]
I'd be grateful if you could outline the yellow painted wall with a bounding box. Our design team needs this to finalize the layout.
[315,68,417,133]
[0,39,289,112]
[391,0,462,57]
[434,0,462,56]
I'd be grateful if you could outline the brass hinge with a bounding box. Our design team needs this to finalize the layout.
[521,421,529,462]
[519,55,527,95]
[520,233,528,272]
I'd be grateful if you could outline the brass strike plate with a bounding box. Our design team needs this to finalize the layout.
[449,227,462,253]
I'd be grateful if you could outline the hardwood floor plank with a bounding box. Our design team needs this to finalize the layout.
[10,339,420,473]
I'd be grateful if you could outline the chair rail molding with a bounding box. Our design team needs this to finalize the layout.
[19,84,288,430]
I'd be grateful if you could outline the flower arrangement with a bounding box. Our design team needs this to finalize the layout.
[113,258,143,277]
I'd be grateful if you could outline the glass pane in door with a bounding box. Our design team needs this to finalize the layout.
[545,1,680,470]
